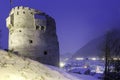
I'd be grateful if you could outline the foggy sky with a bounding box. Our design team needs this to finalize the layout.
[0,0,120,54]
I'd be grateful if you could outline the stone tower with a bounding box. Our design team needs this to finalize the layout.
[6,6,59,66]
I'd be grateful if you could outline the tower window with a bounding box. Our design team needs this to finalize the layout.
[17,12,19,15]
[29,40,33,44]
[41,26,45,30]
[44,51,47,55]
[19,30,21,32]
[36,25,46,31]
[23,11,25,14]
[36,25,40,30]
[10,14,14,26]
[31,12,33,15]
[17,6,19,9]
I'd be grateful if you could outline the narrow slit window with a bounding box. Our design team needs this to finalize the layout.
[17,6,19,9]
[44,51,47,55]
[23,11,25,14]
[36,25,40,30]
[17,12,19,15]
[29,40,33,44]
[31,12,33,15]
[19,30,21,32]
[41,26,45,30]
[10,14,14,26]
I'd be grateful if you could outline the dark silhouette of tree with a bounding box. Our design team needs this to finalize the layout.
[103,29,120,80]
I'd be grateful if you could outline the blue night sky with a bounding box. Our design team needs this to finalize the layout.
[0,0,120,54]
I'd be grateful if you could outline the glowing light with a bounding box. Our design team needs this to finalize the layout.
[95,66,103,73]
[91,58,97,60]
[102,58,105,60]
[75,57,84,60]
[83,65,87,68]
[113,58,117,60]
[59,62,65,67]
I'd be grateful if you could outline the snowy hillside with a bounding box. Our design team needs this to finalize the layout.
[0,50,80,80]
[72,36,105,58]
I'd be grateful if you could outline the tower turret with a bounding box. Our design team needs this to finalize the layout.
[6,6,59,66]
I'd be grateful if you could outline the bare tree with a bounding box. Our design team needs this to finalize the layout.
[104,29,120,80]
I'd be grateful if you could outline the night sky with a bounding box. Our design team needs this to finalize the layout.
[0,0,120,54]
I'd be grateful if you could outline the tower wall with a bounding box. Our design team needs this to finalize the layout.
[6,6,59,66]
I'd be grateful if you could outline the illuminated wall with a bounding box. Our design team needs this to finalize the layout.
[6,6,59,66]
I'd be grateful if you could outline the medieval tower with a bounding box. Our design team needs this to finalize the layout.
[6,6,59,66]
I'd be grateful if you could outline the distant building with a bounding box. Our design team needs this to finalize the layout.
[6,6,59,66]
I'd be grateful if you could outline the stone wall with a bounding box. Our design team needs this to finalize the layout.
[6,6,59,66]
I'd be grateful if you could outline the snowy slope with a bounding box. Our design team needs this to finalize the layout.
[48,65,99,80]
[0,50,80,80]
[70,73,99,80]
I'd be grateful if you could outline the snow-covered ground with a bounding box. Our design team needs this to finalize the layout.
[0,50,98,80]
[63,59,105,79]
[70,73,99,80]
[48,65,99,80]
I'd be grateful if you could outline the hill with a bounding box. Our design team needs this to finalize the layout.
[72,29,120,59]
[72,36,105,59]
